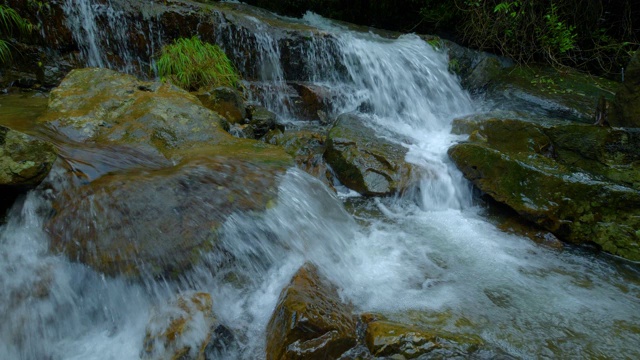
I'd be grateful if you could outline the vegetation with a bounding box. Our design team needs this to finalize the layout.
[420,0,638,77]
[156,36,240,91]
[0,4,34,63]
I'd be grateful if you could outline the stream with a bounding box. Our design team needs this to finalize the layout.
[1,2,639,359]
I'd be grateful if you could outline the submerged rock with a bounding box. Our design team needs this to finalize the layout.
[364,319,486,359]
[325,113,416,196]
[266,263,357,360]
[449,115,640,260]
[41,68,293,277]
[143,292,236,360]
[47,155,283,277]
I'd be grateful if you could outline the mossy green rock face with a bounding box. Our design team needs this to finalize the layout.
[486,65,619,122]
[612,52,640,127]
[266,263,357,360]
[0,125,57,188]
[449,116,640,260]
[325,113,416,196]
[42,68,293,277]
[364,320,486,359]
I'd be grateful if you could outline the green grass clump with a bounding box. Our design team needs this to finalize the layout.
[156,36,240,91]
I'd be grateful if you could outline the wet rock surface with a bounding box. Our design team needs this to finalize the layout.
[143,292,216,360]
[325,113,416,196]
[0,125,57,188]
[364,319,487,359]
[449,115,640,260]
[41,69,292,277]
[266,263,357,360]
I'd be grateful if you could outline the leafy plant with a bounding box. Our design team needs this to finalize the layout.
[156,36,240,91]
[0,4,34,63]
[539,2,576,63]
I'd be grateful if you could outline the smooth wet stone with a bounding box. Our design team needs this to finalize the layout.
[449,115,640,261]
[364,320,486,359]
[265,129,334,189]
[325,113,416,196]
[0,125,57,188]
[195,86,247,124]
[42,68,293,278]
[266,263,357,360]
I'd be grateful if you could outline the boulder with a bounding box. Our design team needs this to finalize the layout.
[0,125,57,188]
[449,115,640,260]
[266,129,334,188]
[364,319,486,359]
[246,105,281,139]
[47,155,284,277]
[143,292,235,360]
[288,82,332,121]
[41,68,293,277]
[266,263,357,360]
[612,52,640,127]
[195,87,247,124]
[39,68,231,156]
[477,65,618,122]
[325,113,416,196]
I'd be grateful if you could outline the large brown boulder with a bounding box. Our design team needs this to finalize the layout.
[266,263,357,360]
[449,115,640,260]
[41,68,293,277]
[325,113,416,196]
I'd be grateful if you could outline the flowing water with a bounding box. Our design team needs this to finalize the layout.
[1,3,640,360]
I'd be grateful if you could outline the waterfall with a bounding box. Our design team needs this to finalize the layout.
[62,0,159,74]
[2,4,639,360]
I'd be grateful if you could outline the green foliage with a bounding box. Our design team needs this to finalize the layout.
[540,3,576,61]
[420,0,638,77]
[156,36,240,91]
[0,4,34,63]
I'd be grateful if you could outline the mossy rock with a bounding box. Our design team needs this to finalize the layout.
[325,113,416,196]
[266,129,334,188]
[0,125,57,188]
[42,68,293,278]
[486,65,619,122]
[266,262,357,360]
[449,116,640,261]
[195,86,247,124]
[364,320,487,359]
[38,68,231,158]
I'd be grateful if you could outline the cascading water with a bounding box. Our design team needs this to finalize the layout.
[62,0,160,74]
[1,5,639,360]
